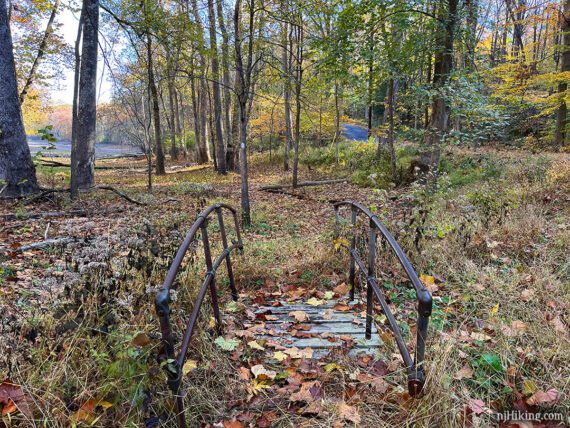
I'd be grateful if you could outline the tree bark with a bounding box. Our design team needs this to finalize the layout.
[146,31,165,175]
[19,0,61,104]
[281,8,293,171]
[420,0,458,182]
[0,0,38,196]
[292,23,303,188]
[71,0,99,195]
[207,0,226,173]
[555,0,569,146]
[217,0,233,160]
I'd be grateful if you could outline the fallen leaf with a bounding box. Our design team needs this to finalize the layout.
[214,336,240,351]
[223,419,244,428]
[526,389,560,406]
[467,398,489,415]
[273,351,288,362]
[238,367,251,380]
[251,364,276,380]
[454,365,473,380]
[264,315,279,321]
[182,359,198,375]
[502,320,527,337]
[420,274,438,293]
[307,297,325,306]
[520,289,535,302]
[0,380,32,417]
[549,316,566,334]
[470,332,492,342]
[289,311,310,322]
[333,282,349,295]
[289,381,322,403]
[337,402,361,424]
[131,332,151,347]
[323,291,334,300]
[323,309,334,320]
[284,347,313,359]
[521,379,537,396]
[324,363,342,372]
[247,340,265,351]
[490,303,500,317]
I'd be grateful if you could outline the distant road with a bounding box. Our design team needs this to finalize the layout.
[28,136,143,159]
[342,123,368,142]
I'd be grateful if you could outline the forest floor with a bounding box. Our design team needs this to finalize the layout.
[0,144,569,427]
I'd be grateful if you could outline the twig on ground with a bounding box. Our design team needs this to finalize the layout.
[16,237,81,253]
[258,178,347,191]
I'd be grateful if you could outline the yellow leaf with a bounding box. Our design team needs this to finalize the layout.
[490,303,500,317]
[522,379,537,396]
[419,274,435,286]
[182,359,198,375]
[333,237,349,251]
[306,297,325,306]
[247,340,265,351]
[273,351,288,361]
[324,363,342,372]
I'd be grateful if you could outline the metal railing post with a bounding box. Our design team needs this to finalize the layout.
[366,219,377,339]
[216,207,238,301]
[349,206,357,301]
[200,220,223,335]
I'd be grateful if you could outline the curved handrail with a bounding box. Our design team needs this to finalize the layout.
[154,203,243,428]
[333,200,432,396]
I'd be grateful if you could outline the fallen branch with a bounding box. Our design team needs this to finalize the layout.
[2,210,87,221]
[89,185,146,206]
[258,178,347,191]
[23,185,146,206]
[16,237,81,253]
[37,160,140,170]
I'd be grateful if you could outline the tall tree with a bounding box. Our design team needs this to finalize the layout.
[234,0,262,225]
[71,0,99,196]
[555,0,569,145]
[207,0,227,173]
[19,0,61,104]
[0,0,38,197]
[420,0,459,180]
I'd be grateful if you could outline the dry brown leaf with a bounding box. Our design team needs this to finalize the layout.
[502,320,527,337]
[454,365,474,380]
[289,310,310,322]
[467,398,489,415]
[131,332,151,347]
[337,402,361,424]
[526,389,560,406]
[520,289,535,302]
[223,419,244,428]
[333,282,349,295]
[323,309,334,320]
[0,380,32,417]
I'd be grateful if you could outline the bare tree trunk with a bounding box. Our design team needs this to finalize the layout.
[281,9,293,171]
[292,23,303,188]
[207,0,226,174]
[146,31,165,175]
[19,0,60,104]
[334,82,341,164]
[190,69,208,163]
[0,0,38,196]
[217,0,232,160]
[555,0,569,146]
[234,0,258,226]
[191,0,210,164]
[420,0,458,183]
[71,0,99,195]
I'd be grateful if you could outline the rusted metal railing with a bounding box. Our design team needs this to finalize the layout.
[333,200,432,397]
[155,204,243,428]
